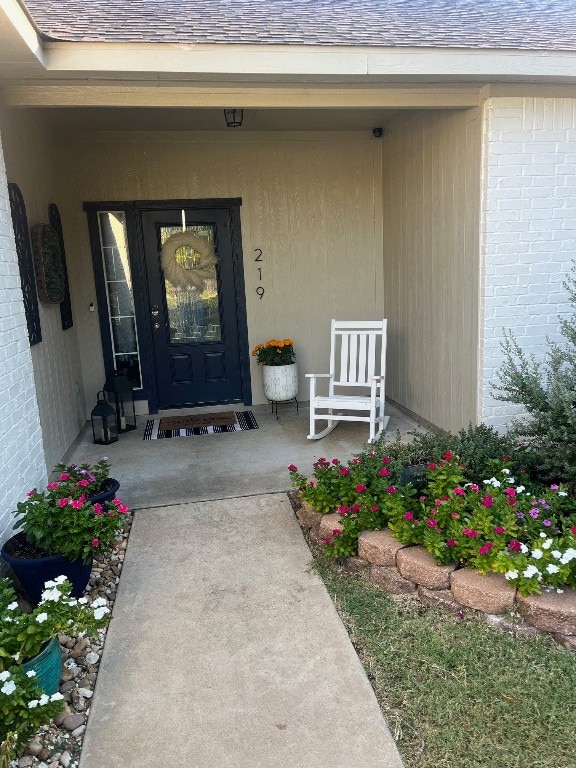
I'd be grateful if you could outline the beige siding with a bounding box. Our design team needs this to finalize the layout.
[56,131,384,411]
[382,109,481,432]
[0,109,86,469]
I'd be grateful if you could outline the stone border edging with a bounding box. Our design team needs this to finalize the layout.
[293,498,576,650]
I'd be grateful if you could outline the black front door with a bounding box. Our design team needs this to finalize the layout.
[140,206,248,409]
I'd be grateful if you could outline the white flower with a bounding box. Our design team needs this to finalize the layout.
[28,699,39,708]
[523,564,541,579]
[557,589,564,594]
[520,543,529,554]
[1,680,16,695]
[50,692,64,702]
[516,485,525,493]
[12,653,20,662]
[40,588,61,603]
[38,694,49,706]
[507,477,515,484]
[0,671,10,682]
[78,597,89,605]
[93,607,110,620]
[552,550,562,560]
[539,532,546,538]
[504,570,519,580]
[560,548,576,565]
[558,491,568,496]
[54,575,68,584]
[531,549,543,560]
[43,579,58,588]
[541,538,553,550]
[501,468,511,475]
[546,564,560,574]
[35,612,48,624]
[26,670,36,678]
[6,602,18,611]
[92,597,107,608]
[483,477,502,488]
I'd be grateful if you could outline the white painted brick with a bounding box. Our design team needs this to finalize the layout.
[0,131,46,551]
[480,96,576,430]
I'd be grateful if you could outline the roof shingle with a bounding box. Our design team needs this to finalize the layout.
[20,0,576,52]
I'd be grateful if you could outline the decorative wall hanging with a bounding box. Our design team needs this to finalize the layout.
[7,183,42,345]
[160,231,218,291]
[49,203,74,329]
[31,223,66,303]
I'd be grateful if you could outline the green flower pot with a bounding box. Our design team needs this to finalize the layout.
[22,637,62,696]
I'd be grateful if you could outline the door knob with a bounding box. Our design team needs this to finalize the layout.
[152,322,161,330]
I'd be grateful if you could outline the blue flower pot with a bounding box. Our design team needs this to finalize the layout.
[22,637,62,696]
[88,478,120,505]
[1,533,92,605]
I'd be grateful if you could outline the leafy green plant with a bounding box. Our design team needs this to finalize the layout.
[251,338,295,365]
[14,459,128,563]
[494,261,576,489]
[0,575,110,749]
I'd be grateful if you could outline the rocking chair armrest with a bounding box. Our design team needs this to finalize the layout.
[305,373,333,379]
[369,375,385,381]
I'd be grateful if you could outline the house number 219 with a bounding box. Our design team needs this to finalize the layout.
[255,249,264,299]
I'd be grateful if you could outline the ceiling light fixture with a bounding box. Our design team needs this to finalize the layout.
[224,108,244,128]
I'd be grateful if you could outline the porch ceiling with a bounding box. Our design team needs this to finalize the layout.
[31,105,407,132]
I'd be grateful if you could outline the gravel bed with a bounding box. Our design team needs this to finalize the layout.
[15,517,132,768]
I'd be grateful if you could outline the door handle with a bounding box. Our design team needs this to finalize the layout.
[152,322,161,330]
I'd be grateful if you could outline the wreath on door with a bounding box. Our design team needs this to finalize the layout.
[160,232,218,291]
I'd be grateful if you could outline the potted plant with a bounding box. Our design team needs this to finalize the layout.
[1,458,128,604]
[0,575,109,754]
[251,338,298,402]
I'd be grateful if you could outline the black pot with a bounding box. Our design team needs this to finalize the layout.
[400,463,429,493]
[1,532,92,605]
[88,477,120,505]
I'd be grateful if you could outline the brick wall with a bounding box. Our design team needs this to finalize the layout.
[0,129,46,549]
[481,96,576,429]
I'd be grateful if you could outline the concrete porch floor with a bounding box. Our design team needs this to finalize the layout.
[66,402,421,768]
[63,401,422,510]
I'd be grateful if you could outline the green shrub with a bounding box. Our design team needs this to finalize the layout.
[493,261,576,489]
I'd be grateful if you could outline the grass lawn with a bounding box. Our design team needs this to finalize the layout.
[315,556,576,768]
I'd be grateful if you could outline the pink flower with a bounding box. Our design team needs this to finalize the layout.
[46,482,59,490]
[404,512,414,521]
[469,484,479,493]
[71,500,83,510]
[504,488,516,497]
[444,451,453,461]
[453,487,465,496]
[494,526,506,534]
[386,486,398,494]
[463,528,478,538]
[419,495,427,501]
[58,498,70,507]
[352,458,362,464]
[550,484,559,491]
[426,519,437,528]
[452,513,460,519]
[337,506,350,516]
[382,457,391,464]
[478,542,494,555]
[370,505,379,512]
[60,473,70,481]
[508,540,522,551]
[93,503,103,516]
[108,511,115,517]
[481,495,494,509]
[112,498,122,506]
[331,459,340,465]
[378,468,391,477]
[351,504,361,513]
[340,468,350,476]
[322,537,331,544]
[26,490,35,498]
[446,539,456,548]
[287,464,298,472]
[428,463,437,470]
[355,484,367,493]
[91,538,99,547]
[332,529,342,537]
[77,479,90,487]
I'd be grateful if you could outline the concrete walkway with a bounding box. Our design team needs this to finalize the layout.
[80,495,404,768]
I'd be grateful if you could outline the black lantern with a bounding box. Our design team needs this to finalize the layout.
[224,108,243,128]
[104,373,136,433]
[91,391,118,445]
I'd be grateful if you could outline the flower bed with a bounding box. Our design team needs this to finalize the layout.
[289,449,576,646]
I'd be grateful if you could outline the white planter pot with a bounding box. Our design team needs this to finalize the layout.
[262,363,298,402]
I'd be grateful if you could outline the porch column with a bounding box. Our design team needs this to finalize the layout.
[480,96,576,431]
[0,124,46,549]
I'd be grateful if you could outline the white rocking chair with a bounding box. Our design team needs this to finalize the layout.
[306,319,389,444]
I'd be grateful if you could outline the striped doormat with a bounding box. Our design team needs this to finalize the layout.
[143,411,258,440]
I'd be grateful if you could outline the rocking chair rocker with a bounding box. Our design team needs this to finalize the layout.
[306,319,389,443]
